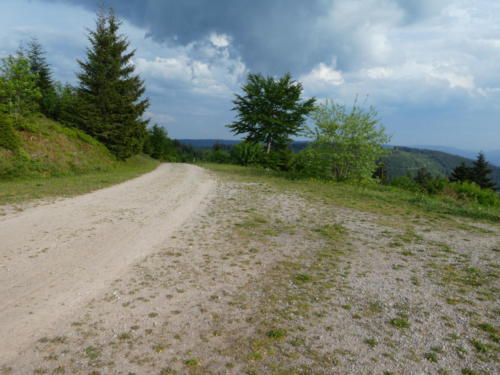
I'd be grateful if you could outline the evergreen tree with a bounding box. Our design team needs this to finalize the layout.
[228,73,315,153]
[76,7,149,159]
[26,39,57,118]
[471,152,496,190]
[449,162,472,183]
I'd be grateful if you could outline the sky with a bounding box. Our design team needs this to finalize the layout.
[0,0,499,150]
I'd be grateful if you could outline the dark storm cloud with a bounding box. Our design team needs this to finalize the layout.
[39,0,450,74]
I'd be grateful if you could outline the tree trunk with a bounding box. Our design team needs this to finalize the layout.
[266,136,272,154]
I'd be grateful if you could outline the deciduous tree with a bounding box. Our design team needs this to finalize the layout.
[228,73,315,153]
[303,99,390,181]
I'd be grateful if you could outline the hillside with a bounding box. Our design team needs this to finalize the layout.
[0,115,117,178]
[382,146,500,187]
[412,145,500,167]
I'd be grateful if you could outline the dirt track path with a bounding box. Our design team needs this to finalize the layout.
[0,164,214,364]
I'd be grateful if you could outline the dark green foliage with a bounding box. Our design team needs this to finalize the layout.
[0,113,20,151]
[449,153,496,190]
[76,7,149,159]
[143,124,178,161]
[205,149,231,164]
[228,72,315,153]
[471,152,496,190]
[52,83,81,126]
[373,162,389,184]
[413,167,433,185]
[450,162,472,183]
[261,147,294,171]
[230,141,263,166]
[26,39,58,118]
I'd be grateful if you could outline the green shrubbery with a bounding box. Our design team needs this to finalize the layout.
[448,181,499,207]
[390,170,499,208]
[0,114,20,151]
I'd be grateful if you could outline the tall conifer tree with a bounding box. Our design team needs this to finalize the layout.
[77,7,149,159]
[471,152,496,190]
[26,39,57,117]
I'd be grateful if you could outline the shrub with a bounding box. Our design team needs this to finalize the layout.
[205,149,231,164]
[291,147,327,178]
[230,141,263,166]
[391,176,421,192]
[449,181,500,207]
[261,148,294,171]
[0,114,20,151]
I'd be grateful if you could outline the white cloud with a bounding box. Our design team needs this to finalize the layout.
[209,33,230,48]
[300,63,344,95]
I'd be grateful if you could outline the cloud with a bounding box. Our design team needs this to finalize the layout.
[3,0,500,149]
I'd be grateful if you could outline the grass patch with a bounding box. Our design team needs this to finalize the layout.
[0,155,159,206]
[266,329,287,340]
[200,163,500,223]
[389,317,411,329]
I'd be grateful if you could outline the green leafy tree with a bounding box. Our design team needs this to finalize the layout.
[76,7,149,159]
[0,54,41,122]
[26,39,58,118]
[228,72,315,153]
[471,152,496,190]
[143,124,177,161]
[304,99,391,181]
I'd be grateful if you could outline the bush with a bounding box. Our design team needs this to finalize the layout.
[448,181,500,207]
[262,148,294,171]
[205,149,231,164]
[230,141,263,166]
[391,176,421,192]
[0,114,20,151]
[291,147,327,178]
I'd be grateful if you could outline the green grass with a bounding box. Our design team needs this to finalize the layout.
[200,163,500,223]
[0,155,159,206]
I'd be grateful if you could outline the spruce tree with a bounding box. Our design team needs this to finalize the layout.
[26,39,57,118]
[449,162,472,183]
[76,7,149,159]
[471,152,496,190]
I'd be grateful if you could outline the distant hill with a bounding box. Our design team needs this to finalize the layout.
[382,146,500,188]
[178,139,240,148]
[411,145,500,167]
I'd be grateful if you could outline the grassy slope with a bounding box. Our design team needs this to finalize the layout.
[0,115,159,206]
[0,115,117,178]
[202,163,500,223]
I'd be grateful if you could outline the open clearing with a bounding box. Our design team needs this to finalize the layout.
[1,164,498,374]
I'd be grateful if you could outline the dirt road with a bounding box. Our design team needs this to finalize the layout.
[0,164,214,364]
